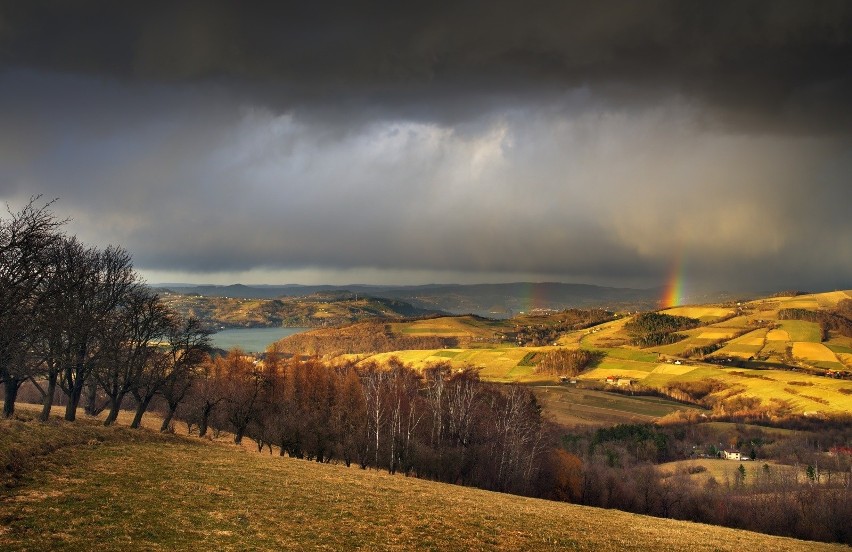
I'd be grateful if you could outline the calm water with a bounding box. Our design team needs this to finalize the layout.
[210,327,309,353]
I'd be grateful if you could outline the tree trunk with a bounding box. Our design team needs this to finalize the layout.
[3,377,22,418]
[64,383,84,421]
[84,380,98,416]
[130,394,154,429]
[103,392,126,426]
[160,403,178,432]
[234,425,245,445]
[198,403,213,438]
[39,371,58,422]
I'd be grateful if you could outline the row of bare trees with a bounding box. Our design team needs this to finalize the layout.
[178,352,550,495]
[1,198,210,425]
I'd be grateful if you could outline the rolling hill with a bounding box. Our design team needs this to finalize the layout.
[276,290,852,418]
[159,290,444,330]
[0,413,841,551]
[156,282,672,317]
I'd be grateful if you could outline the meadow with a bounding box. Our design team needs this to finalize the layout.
[0,408,842,552]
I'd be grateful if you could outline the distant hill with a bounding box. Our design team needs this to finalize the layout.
[154,281,670,316]
[159,291,444,330]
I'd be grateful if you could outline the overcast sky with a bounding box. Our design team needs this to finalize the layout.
[1,1,851,293]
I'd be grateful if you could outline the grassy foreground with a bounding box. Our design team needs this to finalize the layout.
[0,417,841,551]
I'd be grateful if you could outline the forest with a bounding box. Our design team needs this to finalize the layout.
[624,312,701,347]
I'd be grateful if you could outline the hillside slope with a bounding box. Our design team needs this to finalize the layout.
[297,291,852,416]
[160,291,443,329]
[0,419,839,551]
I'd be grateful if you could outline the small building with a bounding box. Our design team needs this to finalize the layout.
[722,449,742,461]
[616,378,633,387]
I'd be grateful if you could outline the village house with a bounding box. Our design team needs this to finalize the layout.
[721,449,742,461]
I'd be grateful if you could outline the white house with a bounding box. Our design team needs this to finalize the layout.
[722,449,742,461]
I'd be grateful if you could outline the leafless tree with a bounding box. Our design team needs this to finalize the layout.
[156,317,211,432]
[95,286,171,425]
[48,240,137,421]
[0,197,63,417]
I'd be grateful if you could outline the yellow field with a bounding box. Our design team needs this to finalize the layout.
[651,364,697,376]
[766,329,789,341]
[814,290,852,308]
[792,342,839,363]
[775,297,821,309]
[698,330,737,340]
[388,316,494,337]
[761,340,789,356]
[662,306,734,321]
[583,367,653,380]
[578,317,630,347]
[718,368,852,413]
[358,347,557,382]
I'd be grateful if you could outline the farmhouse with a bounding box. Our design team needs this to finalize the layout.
[721,449,742,461]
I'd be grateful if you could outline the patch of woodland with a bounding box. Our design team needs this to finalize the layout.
[534,349,604,377]
[624,312,701,347]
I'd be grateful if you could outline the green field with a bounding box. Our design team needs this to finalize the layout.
[779,320,823,343]
[1,415,838,551]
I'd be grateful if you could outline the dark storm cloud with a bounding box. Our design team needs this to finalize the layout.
[3,1,852,133]
[1,2,851,291]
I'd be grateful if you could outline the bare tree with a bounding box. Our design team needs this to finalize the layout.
[0,197,63,418]
[185,357,226,438]
[95,286,171,426]
[219,350,267,444]
[52,241,138,421]
[156,317,211,432]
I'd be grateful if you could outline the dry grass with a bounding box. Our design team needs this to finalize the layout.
[661,306,734,321]
[0,419,840,552]
[766,329,790,341]
[792,342,840,363]
[657,459,797,486]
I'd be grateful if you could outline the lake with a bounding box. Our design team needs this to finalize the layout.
[209,327,309,353]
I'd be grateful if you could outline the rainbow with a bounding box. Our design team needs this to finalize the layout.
[519,282,548,313]
[662,254,685,308]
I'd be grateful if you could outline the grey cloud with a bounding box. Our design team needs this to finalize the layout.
[2,1,852,133]
[1,4,851,292]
